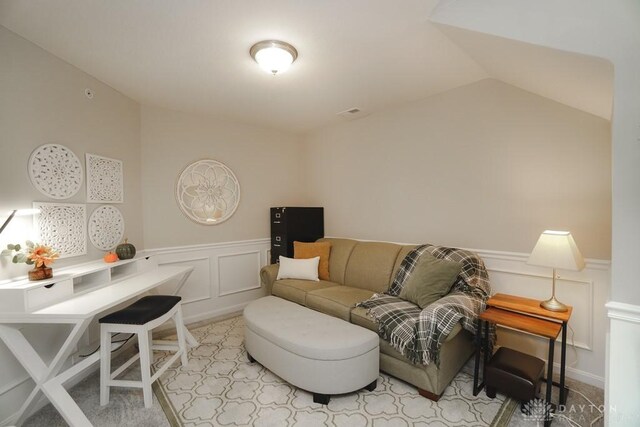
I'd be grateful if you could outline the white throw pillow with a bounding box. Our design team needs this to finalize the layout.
[276,256,320,281]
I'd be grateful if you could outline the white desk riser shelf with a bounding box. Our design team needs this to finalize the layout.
[0,256,158,313]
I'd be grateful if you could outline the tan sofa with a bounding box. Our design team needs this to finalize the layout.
[259,237,476,400]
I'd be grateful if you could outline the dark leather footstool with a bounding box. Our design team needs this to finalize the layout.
[485,347,545,402]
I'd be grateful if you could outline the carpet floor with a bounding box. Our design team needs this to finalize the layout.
[151,315,514,427]
[23,314,603,427]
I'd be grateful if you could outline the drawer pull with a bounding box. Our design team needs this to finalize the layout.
[44,283,56,289]
[273,220,281,224]
[273,244,281,247]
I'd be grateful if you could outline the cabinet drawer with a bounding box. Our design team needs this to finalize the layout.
[270,246,288,264]
[26,280,73,311]
[270,208,286,222]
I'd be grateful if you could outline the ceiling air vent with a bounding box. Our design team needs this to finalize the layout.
[337,107,366,120]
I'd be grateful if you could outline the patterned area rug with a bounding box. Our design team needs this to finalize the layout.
[153,316,516,426]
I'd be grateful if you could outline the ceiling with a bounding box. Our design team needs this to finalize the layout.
[435,24,613,121]
[0,1,612,134]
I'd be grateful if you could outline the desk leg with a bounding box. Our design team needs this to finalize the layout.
[0,319,93,426]
[560,321,568,405]
[148,268,199,348]
[545,338,555,427]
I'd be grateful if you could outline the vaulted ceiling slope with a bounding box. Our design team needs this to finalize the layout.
[0,0,612,134]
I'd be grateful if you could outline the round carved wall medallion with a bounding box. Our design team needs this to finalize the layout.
[175,159,240,225]
[88,205,125,251]
[28,144,83,199]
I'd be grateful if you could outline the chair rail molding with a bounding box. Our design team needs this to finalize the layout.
[606,301,640,323]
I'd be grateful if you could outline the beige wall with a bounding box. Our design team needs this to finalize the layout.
[0,25,143,420]
[302,79,611,260]
[0,26,143,282]
[140,105,305,249]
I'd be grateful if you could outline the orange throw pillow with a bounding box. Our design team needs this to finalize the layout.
[294,241,331,281]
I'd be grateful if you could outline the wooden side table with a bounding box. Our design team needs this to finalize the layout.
[473,293,572,423]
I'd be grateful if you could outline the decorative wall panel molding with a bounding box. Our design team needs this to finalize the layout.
[175,159,240,225]
[28,144,83,199]
[217,251,262,296]
[86,154,124,203]
[486,267,593,350]
[33,202,87,258]
[155,257,212,304]
[88,205,124,251]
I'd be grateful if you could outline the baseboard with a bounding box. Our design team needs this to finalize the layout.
[563,364,604,389]
[183,302,251,325]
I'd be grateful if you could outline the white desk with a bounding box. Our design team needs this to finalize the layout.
[0,262,195,426]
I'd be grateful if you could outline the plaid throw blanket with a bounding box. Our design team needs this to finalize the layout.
[356,244,492,366]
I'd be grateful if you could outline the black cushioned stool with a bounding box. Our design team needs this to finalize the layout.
[485,347,545,404]
[99,295,188,408]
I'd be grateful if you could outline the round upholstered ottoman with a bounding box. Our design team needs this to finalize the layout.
[243,296,379,404]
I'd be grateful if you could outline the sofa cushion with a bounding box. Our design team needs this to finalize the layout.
[398,253,462,308]
[306,286,375,321]
[317,238,358,284]
[344,242,402,292]
[350,306,463,342]
[276,256,320,281]
[350,306,379,332]
[272,279,338,306]
[294,241,331,280]
[391,245,417,283]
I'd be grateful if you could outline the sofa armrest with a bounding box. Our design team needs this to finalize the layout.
[260,264,279,294]
[443,323,463,342]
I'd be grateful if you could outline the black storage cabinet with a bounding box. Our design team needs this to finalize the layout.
[270,207,324,264]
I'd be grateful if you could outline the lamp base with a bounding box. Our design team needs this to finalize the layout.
[540,296,568,312]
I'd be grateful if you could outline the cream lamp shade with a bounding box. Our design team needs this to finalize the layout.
[527,230,585,271]
[527,230,585,312]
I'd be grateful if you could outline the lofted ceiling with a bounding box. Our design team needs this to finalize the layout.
[0,1,612,134]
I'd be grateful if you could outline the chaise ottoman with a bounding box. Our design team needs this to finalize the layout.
[243,296,379,404]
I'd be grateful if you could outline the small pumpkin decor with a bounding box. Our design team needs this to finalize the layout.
[115,238,136,260]
[103,252,119,263]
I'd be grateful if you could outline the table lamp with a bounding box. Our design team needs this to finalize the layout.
[526,230,585,312]
[0,209,40,235]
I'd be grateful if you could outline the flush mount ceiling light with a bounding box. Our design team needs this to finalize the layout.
[250,40,298,75]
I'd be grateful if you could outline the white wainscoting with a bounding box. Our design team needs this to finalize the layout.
[605,301,640,425]
[148,238,270,325]
[475,248,610,388]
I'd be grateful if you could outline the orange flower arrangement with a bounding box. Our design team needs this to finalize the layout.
[27,244,59,268]
[2,241,59,267]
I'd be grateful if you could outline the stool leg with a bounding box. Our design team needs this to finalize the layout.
[100,329,111,406]
[138,329,153,408]
[147,330,154,365]
[174,305,188,367]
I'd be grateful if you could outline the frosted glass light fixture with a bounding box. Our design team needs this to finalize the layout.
[250,40,298,75]
[527,230,585,312]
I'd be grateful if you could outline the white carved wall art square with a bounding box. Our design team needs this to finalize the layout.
[86,154,124,203]
[33,202,87,258]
